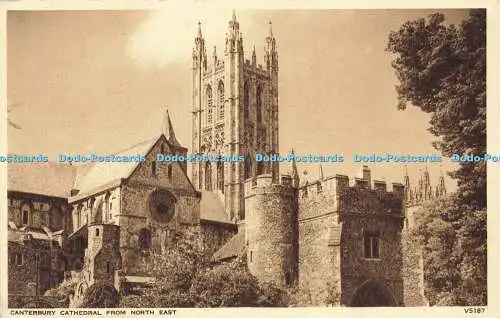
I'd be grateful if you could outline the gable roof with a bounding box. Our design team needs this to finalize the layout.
[8,134,180,199]
[8,160,77,198]
[72,137,158,196]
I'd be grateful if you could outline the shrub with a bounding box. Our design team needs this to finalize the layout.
[80,282,121,308]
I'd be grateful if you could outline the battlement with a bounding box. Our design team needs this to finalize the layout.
[298,173,405,200]
[243,61,269,77]
[296,166,405,219]
[244,174,296,198]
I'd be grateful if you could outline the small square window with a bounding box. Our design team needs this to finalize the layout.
[15,253,24,266]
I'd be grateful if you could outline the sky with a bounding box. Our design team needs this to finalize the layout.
[6,8,471,192]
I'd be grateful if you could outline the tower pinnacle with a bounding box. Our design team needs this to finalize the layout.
[197,21,203,38]
[291,149,300,187]
[163,108,181,147]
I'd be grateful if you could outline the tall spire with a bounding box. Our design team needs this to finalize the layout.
[197,21,203,39]
[232,9,237,23]
[268,20,273,38]
[438,167,447,196]
[403,165,410,201]
[319,163,324,180]
[252,45,256,65]
[291,149,300,187]
[163,108,181,147]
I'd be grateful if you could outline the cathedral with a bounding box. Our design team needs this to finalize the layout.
[7,13,447,308]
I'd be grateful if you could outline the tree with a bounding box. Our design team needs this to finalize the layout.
[80,283,121,308]
[118,228,287,307]
[388,10,487,306]
[387,10,486,208]
[413,195,486,305]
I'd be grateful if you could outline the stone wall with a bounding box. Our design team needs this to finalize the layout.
[336,179,406,306]
[339,214,404,306]
[298,188,341,305]
[401,204,428,306]
[8,192,69,232]
[87,224,121,286]
[118,181,200,276]
[8,237,65,296]
[244,175,298,289]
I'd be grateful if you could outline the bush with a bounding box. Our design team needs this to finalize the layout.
[119,292,195,308]
[80,283,121,308]
[190,261,287,307]
[44,278,77,300]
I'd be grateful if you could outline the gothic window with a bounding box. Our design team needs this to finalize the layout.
[152,161,157,176]
[205,162,212,191]
[206,86,213,124]
[39,253,50,268]
[244,157,251,180]
[138,228,152,250]
[257,161,264,176]
[167,165,172,181]
[96,228,100,237]
[107,262,111,274]
[149,190,176,223]
[104,192,111,223]
[21,202,31,226]
[256,85,262,124]
[364,231,380,259]
[15,253,24,266]
[76,205,82,228]
[218,81,225,120]
[243,81,250,120]
[217,161,224,193]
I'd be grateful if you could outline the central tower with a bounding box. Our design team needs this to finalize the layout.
[191,12,279,222]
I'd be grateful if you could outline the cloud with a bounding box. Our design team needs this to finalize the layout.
[126,7,235,68]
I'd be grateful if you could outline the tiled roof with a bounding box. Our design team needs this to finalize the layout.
[8,228,53,242]
[8,161,77,198]
[212,231,245,262]
[7,136,162,198]
[200,191,234,224]
[73,137,159,194]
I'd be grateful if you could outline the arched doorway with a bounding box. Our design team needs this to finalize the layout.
[349,281,396,307]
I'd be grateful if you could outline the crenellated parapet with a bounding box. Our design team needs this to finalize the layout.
[298,171,405,220]
[244,174,296,199]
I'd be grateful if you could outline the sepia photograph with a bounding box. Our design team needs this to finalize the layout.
[3,3,489,312]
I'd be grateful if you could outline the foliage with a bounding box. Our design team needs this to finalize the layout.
[387,9,486,208]
[387,9,487,306]
[44,276,77,299]
[80,282,121,308]
[413,195,486,305]
[118,229,287,307]
[190,261,288,307]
